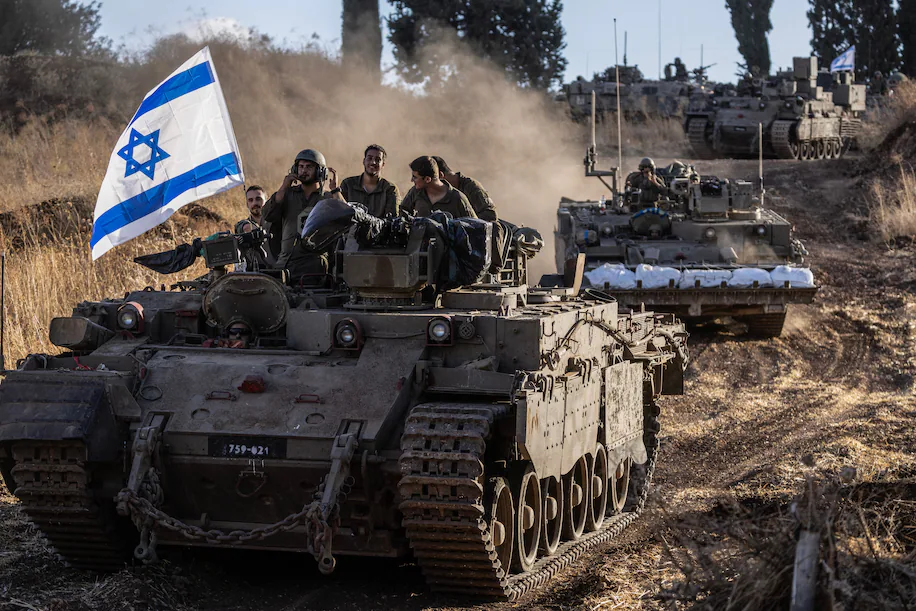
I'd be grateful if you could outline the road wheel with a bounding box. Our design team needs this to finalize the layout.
[540,476,563,555]
[511,465,542,573]
[487,476,515,573]
[816,139,826,159]
[586,443,608,531]
[562,455,589,541]
[610,457,632,513]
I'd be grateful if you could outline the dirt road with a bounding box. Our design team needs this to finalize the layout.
[2,158,914,611]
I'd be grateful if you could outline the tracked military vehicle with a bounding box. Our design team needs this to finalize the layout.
[554,149,817,336]
[564,64,712,122]
[685,56,866,159]
[0,201,687,600]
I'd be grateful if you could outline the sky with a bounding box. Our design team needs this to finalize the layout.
[97,1,816,85]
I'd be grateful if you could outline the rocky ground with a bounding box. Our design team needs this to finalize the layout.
[2,156,915,610]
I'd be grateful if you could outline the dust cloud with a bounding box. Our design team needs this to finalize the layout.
[139,34,615,277]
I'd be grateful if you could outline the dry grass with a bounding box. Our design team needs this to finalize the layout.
[869,166,916,243]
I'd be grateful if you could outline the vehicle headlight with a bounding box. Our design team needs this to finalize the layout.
[117,302,144,332]
[427,318,452,345]
[334,319,361,349]
[703,227,717,240]
[756,225,767,236]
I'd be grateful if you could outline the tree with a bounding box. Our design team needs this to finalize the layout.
[725,0,774,75]
[807,0,899,80]
[807,0,853,65]
[342,0,382,81]
[387,0,567,90]
[898,0,915,76]
[0,0,107,56]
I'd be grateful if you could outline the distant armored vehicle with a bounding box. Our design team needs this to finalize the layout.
[553,149,817,336]
[564,63,714,122]
[684,56,866,159]
[0,202,687,599]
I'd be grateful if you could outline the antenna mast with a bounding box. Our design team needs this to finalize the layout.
[624,31,628,66]
[658,0,662,80]
[614,18,623,174]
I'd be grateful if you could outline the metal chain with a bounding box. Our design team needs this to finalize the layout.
[117,467,327,550]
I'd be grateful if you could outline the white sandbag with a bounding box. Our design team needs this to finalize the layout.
[635,264,681,289]
[770,265,815,288]
[727,267,774,288]
[678,269,732,289]
[584,263,637,289]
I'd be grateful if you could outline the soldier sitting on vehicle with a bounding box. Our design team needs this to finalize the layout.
[431,156,498,222]
[262,149,344,286]
[400,156,477,219]
[625,157,671,206]
[235,184,275,269]
[339,144,400,218]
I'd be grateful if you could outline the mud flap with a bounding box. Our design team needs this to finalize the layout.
[0,378,120,461]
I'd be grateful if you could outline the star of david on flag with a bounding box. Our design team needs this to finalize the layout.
[91,47,244,259]
[117,129,170,180]
[830,46,855,73]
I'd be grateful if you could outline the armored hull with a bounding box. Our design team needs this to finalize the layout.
[685,56,865,160]
[556,159,817,336]
[0,207,687,599]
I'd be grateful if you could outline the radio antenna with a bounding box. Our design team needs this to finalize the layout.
[614,18,623,175]
[759,122,765,207]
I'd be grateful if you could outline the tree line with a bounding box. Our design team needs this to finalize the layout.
[3,0,913,91]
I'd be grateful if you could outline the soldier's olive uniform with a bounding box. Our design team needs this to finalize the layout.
[454,173,498,222]
[262,186,343,282]
[401,183,477,219]
[339,174,401,218]
[625,171,671,205]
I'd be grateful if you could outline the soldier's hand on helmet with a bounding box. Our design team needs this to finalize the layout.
[327,167,338,190]
[282,172,298,188]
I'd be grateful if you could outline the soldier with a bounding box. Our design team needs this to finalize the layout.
[339,144,401,218]
[431,156,498,221]
[400,156,477,219]
[235,185,267,234]
[674,57,689,81]
[262,149,343,284]
[625,157,670,205]
[234,184,273,270]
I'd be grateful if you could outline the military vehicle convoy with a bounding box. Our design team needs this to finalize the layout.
[684,56,866,159]
[0,202,687,600]
[564,64,713,122]
[554,149,817,337]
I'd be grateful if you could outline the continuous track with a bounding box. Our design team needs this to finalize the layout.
[771,120,799,159]
[686,118,715,159]
[398,401,660,601]
[10,441,130,570]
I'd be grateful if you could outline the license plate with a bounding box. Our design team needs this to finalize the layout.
[208,436,287,459]
[733,126,747,131]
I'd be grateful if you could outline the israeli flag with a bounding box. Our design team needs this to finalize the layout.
[91,47,244,259]
[830,46,855,73]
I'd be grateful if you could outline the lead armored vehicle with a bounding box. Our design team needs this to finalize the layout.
[0,202,687,600]
[685,56,866,159]
[554,149,817,336]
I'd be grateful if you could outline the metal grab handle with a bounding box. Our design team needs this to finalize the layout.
[295,393,320,404]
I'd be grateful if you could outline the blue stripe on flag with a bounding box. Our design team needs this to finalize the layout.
[128,62,215,127]
[91,152,240,248]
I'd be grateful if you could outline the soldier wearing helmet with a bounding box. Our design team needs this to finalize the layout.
[625,157,671,205]
[262,148,344,283]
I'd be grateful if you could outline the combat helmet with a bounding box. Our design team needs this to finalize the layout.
[293,149,328,183]
[638,157,656,171]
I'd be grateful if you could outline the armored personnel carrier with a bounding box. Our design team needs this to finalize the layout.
[564,64,712,122]
[684,56,866,159]
[0,202,687,600]
[554,149,817,336]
